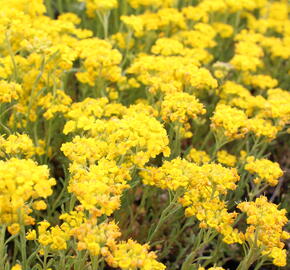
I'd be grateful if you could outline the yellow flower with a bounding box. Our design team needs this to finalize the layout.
[79,0,118,17]
[32,200,47,211]
[142,158,241,244]
[128,0,176,8]
[211,104,248,139]
[186,148,210,165]
[238,196,289,267]
[270,247,287,267]
[62,101,170,168]
[37,90,72,120]
[105,239,165,270]
[0,133,35,158]
[230,54,263,72]
[141,158,197,190]
[35,221,70,251]
[0,80,22,103]
[263,88,290,126]
[247,118,279,140]
[245,156,283,186]
[151,38,184,56]
[76,38,122,86]
[67,159,130,215]
[212,23,234,38]
[26,230,37,240]
[217,150,237,167]
[243,74,278,90]
[11,264,22,270]
[161,92,206,123]
[0,158,56,225]
[8,223,21,235]
[69,217,121,256]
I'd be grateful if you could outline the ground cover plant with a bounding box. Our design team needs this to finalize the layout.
[0,0,289,269]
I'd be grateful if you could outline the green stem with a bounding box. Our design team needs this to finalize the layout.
[44,0,54,17]
[181,229,217,270]
[200,130,213,150]
[97,11,110,39]
[147,190,181,243]
[91,255,100,270]
[75,250,89,270]
[57,0,64,13]
[69,194,77,212]
[249,184,268,201]
[237,231,261,270]
[58,251,66,270]
[212,133,228,160]
[159,217,195,258]
[170,122,182,159]
[43,248,48,270]
[253,257,266,270]
[20,225,27,270]
[234,11,241,35]
[45,118,53,162]
[0,226,7,268]
[5,32,18,82]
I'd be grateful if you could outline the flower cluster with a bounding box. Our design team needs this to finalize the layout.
[0,81,22,103]
[0,0,288,269]
[161,92,206,123]
[186,148,210,165]
[0,158,55,225]
[28,210,165,269]
[245,156,283,186]
[141,159,243,244]
[237,196,290,266]
[211,104,248,140]
[80,0,118,17]
[68,159,130,216]
[217,150,237,167]
[106,239,166,270]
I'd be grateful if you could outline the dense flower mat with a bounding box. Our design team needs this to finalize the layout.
[0,0,289,270]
